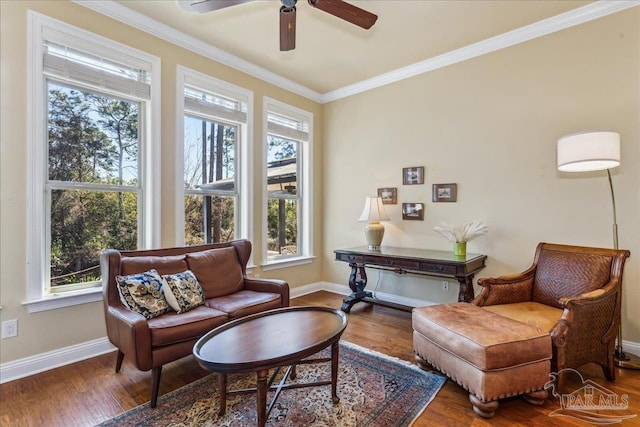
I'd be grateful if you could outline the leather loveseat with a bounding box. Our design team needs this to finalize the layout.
[100,239,289,407]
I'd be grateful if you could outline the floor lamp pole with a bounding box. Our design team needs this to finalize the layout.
[609,169,640,369]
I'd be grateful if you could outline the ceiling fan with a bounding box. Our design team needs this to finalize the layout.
[178,0,378,51]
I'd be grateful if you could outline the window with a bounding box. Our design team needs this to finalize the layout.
[27,13,160,310]
[177,67,252,246]
[263,98,313,266]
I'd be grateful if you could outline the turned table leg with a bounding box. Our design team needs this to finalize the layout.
[217,373,227,416]
[331,341,340,404]
[256,369,269,427]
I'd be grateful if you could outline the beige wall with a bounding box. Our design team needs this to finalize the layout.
[0,1,323,362]
[323,9,640,341]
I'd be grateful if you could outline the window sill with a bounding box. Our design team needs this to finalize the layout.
[23,287,103,313]
[261,255,315,271]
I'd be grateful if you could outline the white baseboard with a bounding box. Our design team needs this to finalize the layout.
[621,340,640,358]
[0,337,115,384]
[2,282,639,383]
[299,281,437,309]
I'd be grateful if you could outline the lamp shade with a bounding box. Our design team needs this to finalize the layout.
[557,131,620,172]
[358,197,389,222]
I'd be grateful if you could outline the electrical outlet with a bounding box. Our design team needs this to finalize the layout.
[441,281,449,291]
[2,319,18,339]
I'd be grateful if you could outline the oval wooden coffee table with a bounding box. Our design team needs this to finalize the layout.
[193,306,348,427]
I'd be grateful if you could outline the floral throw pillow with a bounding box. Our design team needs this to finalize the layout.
[162,270,205,314]
[116,269,170,319]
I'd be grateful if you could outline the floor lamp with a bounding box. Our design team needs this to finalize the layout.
[557,131,640,369]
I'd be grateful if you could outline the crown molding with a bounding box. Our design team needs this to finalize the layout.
[321,0,640,103]
[73,0,324,103]
[74,1,638,105]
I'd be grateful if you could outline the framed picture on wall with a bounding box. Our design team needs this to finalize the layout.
[402,203,424,220]
[402,167,424,185]
[432,183,457,202]
[377,187,397,204]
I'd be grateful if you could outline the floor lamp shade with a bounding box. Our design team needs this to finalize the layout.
[557,131,620,172]
[358,197,389,250]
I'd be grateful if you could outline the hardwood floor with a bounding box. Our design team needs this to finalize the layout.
[1,291,639,426]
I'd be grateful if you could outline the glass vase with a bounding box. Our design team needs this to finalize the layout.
[454,241,467,256]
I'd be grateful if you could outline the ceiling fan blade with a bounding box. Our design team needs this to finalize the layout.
[308,0,377,29]
[279,6,296,51]
[186,0,254,14]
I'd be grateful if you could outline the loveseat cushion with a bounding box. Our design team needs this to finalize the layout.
[481,302,563,333]
[120,254,188,276]
[147,305,228,347]
[205,290,282,318]
[186,247,244,298]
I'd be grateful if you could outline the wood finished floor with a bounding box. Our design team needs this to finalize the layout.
[1,291,639,426]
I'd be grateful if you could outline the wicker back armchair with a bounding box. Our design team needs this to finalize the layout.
[473,242,630,390]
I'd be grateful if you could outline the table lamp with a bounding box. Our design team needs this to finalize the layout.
[557,130,639,369]
[358,196,389,250]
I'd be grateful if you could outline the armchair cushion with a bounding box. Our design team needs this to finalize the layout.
[116,269,170,319]
[186,247,243,298]
[162,270,205,313]
[482,302,563,333]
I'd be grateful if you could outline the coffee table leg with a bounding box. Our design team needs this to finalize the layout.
[218,373,227,416]
[331,341,340,404]
[257,369,269,427]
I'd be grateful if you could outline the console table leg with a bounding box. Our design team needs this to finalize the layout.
[456,275,475,302]
[341,264,368,312]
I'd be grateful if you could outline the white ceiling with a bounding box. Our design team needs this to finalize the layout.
[84,1,634,101]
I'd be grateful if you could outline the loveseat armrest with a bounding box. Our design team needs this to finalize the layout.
[473,266,536,306]
[244,277,290,307]
[105,305,153,371]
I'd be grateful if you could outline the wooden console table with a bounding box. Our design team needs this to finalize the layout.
[334,246,487,312]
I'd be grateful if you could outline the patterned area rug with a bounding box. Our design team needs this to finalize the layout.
[99,341,446,426]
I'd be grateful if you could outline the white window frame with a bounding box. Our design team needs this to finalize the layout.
[24,12,161,313]
[175,66,253,248]
[262,97,314,269]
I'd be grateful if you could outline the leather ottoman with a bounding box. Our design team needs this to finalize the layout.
[412,302,551,417]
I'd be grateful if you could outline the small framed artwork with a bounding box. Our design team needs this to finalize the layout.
[377,187,397,204]
[402,166,424,185]
[432,183,458,202]
[402,203,424,220]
